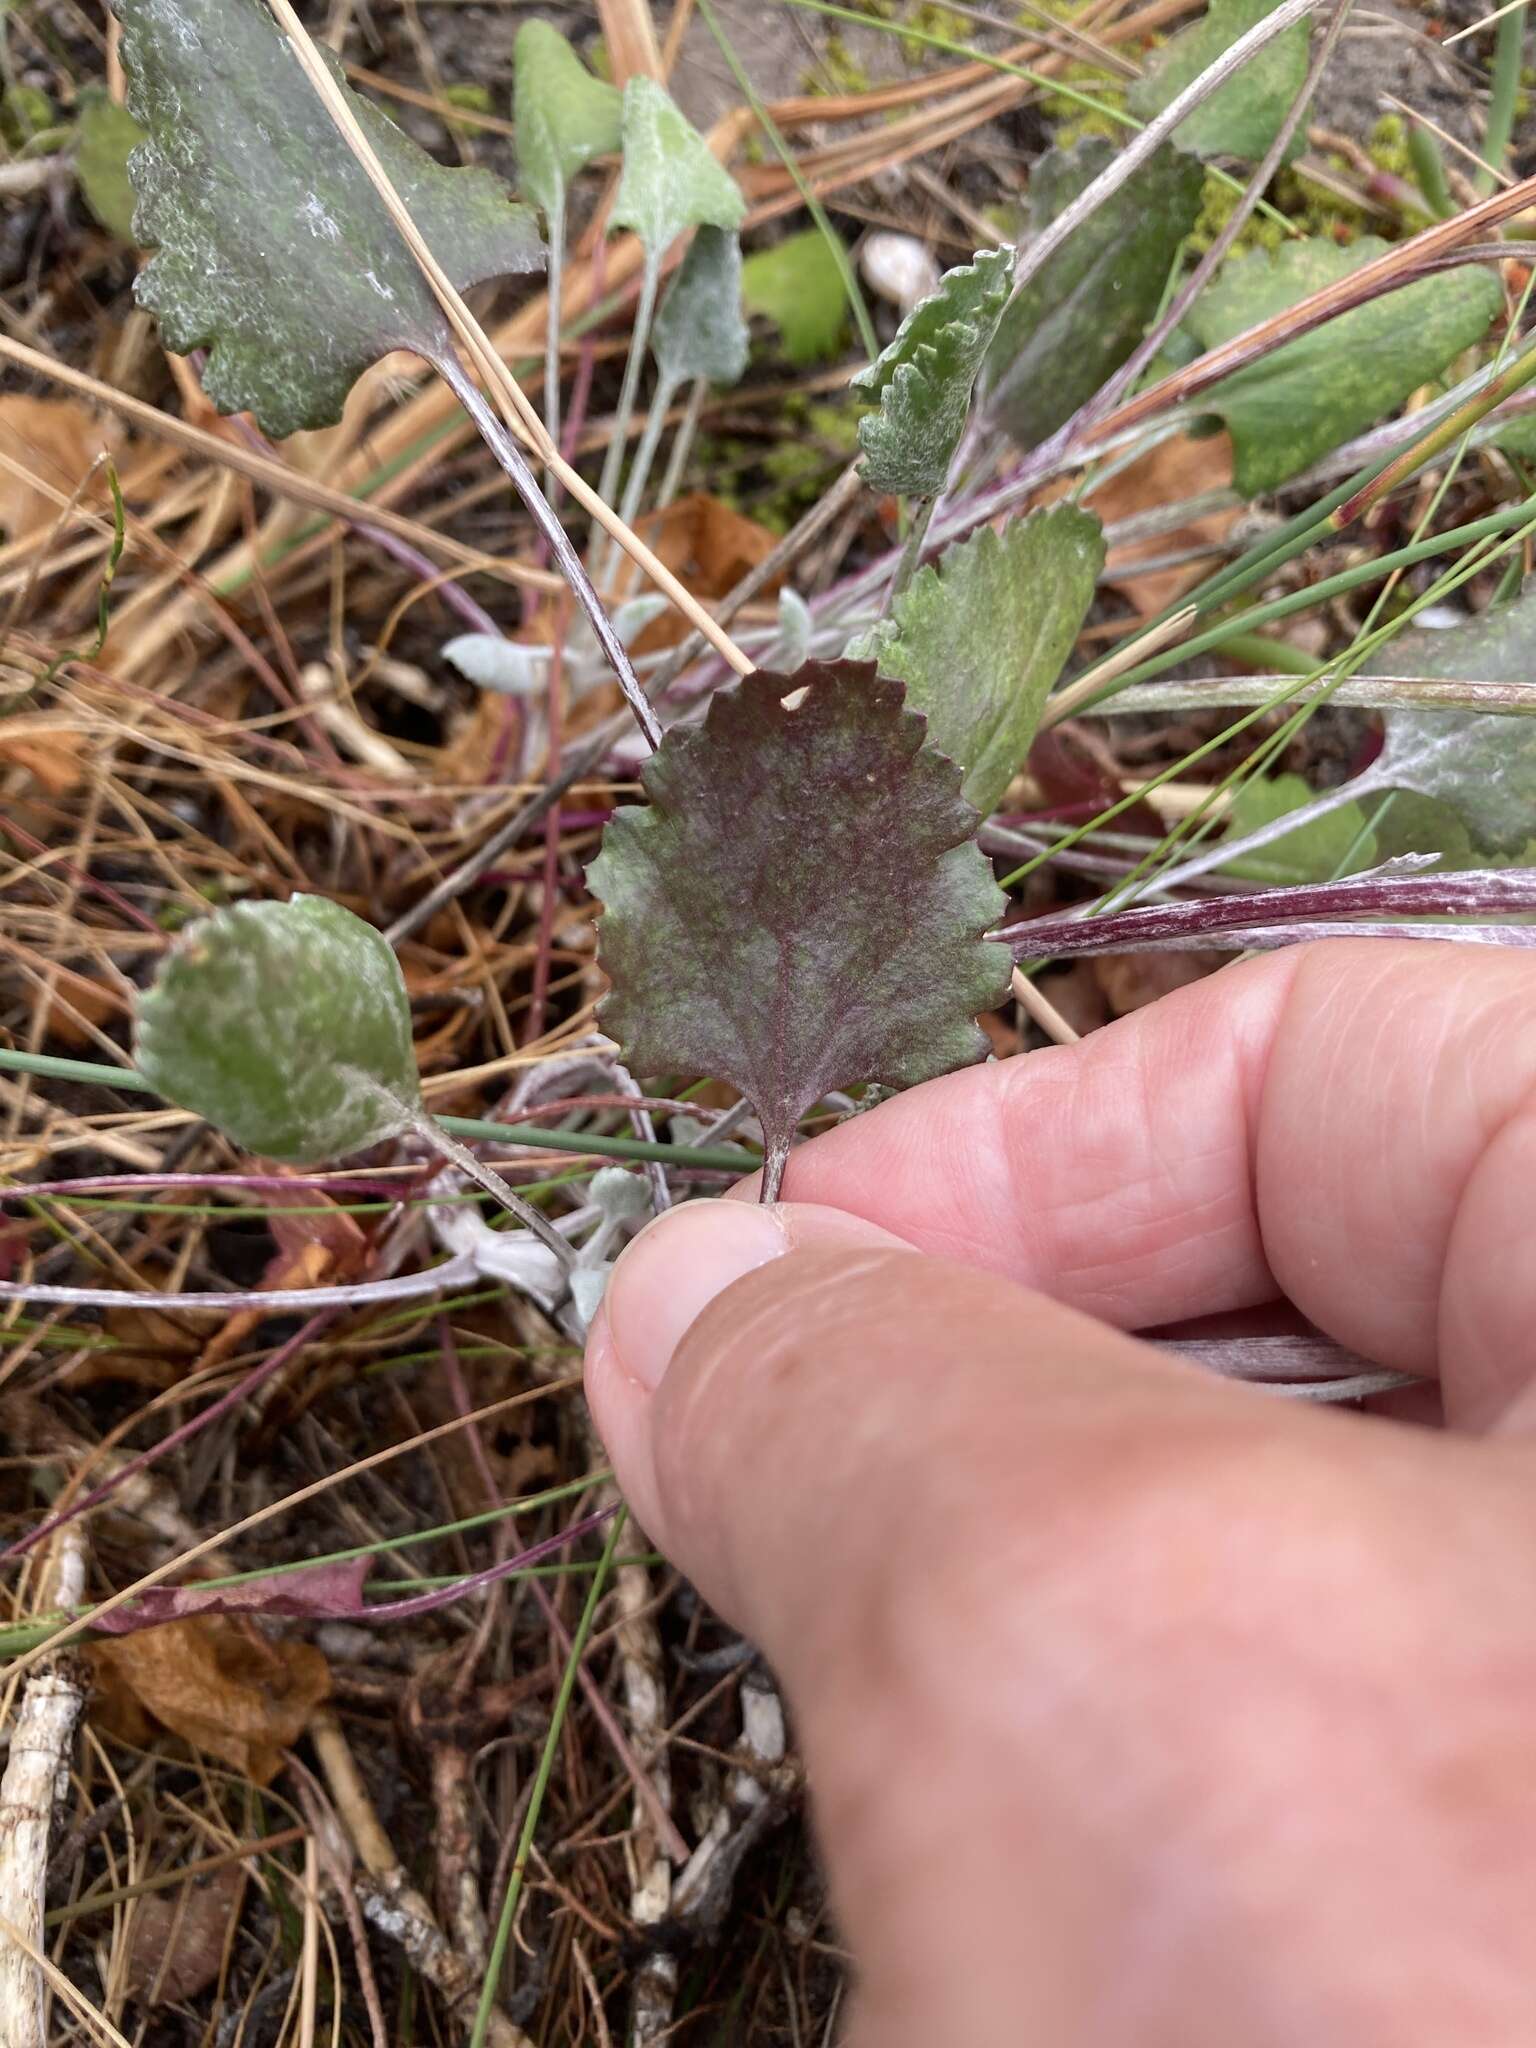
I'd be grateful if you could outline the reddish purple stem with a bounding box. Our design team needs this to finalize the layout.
[1005,866,1536,956]
[0,1309,338,1564]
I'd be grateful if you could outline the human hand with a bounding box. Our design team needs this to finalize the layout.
[584,942,1536,2047]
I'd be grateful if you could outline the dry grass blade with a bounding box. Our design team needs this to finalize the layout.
[262,0,751,680]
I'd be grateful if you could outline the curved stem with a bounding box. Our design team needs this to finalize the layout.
[408,1109,577,1269]
[593,254,662,581]
[434,346,663,751]
[654,375,708,513]
[882,496,935,615]
[543,197,567,500]
[617,369,680,546]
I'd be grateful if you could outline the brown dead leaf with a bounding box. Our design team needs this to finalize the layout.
[1092,948,1228,1016]
[124,1863,244,2007]
[89,1611,330,1784]
[0,723,88,795]
[1067,431,1239,618]
[0,395,118,539]
[630,494,780,653]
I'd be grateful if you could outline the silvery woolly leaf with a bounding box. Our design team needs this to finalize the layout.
[852,244,1013,497]
[136,896,421,1162]
[651,225,749,391]
[513,19,621,223]
[776,587,814,669]
[1128,0,1310,160]
[443,634,550,695]
[587,660,1009,1191]
[118,0,543,437]
[612,595,670,646]
[1368,589,1536,855]
[589,1165,653,1222]
[610,75,744,263]
[851,507,1104,816]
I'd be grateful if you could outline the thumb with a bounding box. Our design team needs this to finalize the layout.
[584,1196,1218,1664]
[583,1198,1261,2043]
[585,1201,1536,2048]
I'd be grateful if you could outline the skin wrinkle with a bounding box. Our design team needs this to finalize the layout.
[1259,948,1536,1397]
[588,945,1536,2048]
[1438,1086,1536,1425]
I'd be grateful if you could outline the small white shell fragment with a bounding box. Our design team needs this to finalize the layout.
[860,230,941,313]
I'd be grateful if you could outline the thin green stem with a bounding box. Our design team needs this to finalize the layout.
[769,0,1298,236]
[593,254,662,583]
[470,1507,627,2048]
[617,368,681,539]
[544,199,567,500]
[434,348,662,750]
[655,375,709,511]
[1092,492,1536,702]
[1479,0,1527,194]
[702,0,879,360]
[406,1107,576,1267]
[882,496,936,614]
[0,1047,753,1173]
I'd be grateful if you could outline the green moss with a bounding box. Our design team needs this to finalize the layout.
[1187,166,1288,256]
[442,81,491,134]
[1030,0,1129,146]
[2,84,54,149]
[803,30,874,97]
[1366,111,1411,180]
[755,398,867,530]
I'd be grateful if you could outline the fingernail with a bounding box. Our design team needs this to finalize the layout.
[603,1201,790,1393]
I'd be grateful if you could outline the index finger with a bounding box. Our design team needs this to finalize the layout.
[764,942,1536,1429]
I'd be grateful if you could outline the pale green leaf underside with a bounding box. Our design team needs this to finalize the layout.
[853,244,1013,496]
[1368,589,1536,855]
[610,75,745,261]
[136,896,421,1162]
[587,661,1009,1164]
[1129,0,1310,160]
[1220,772,1378,882]
[652,225,749,391]
[851,505,1105,815]
[980,138,1204,452]
[119,0,543,438]
[741,227,849,365]
[1185,236,1503,495]
[76,87,146,242]
[513,19,621,223]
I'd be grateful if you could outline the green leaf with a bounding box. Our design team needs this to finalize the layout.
[75,87,145,243]
[851,245,1013,498]
[1128,0,1310,160]
[849,506,1104,815]
[118,0,543,438]
[651,225,749,390]
[1184,237,1503,495]
[513,20,622,224]
[980,138,1204,451]
[587,660,1009,1185]
[1368,591,1536,855]
[1220,771,1378,881]
[610,75,744,262]
[135,897,421,1163]
[741,228,849,365]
